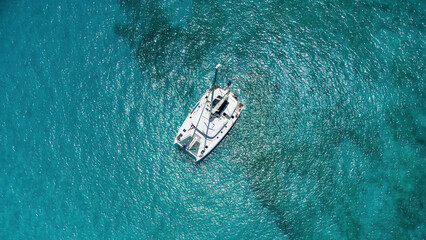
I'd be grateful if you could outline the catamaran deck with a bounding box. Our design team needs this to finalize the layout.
[174,85,243,161]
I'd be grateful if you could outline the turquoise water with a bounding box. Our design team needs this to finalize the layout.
[1,0,425,239]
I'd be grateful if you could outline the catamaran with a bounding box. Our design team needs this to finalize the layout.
[174,64,244,162]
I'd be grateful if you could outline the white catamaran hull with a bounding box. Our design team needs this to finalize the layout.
[174,85,243,162]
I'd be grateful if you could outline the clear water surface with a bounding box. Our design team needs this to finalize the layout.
[1,0,425,239]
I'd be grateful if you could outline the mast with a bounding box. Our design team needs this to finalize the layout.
[191,64,221,139]
[210,64,221,114]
